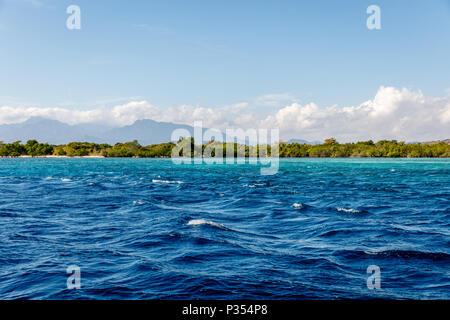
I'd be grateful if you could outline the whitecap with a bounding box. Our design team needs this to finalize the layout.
[152,179,184,184]
[244,183,265,188]
[292,203,304,209]
[336,207,361,213]
[187,219,226,229]
[133,200,145,205]
[61,178,72,182]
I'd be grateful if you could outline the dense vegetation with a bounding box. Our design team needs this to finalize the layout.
[279,139,450,158]
[0,138,449,158]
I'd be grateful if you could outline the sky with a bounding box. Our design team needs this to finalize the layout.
[0,0,449,142]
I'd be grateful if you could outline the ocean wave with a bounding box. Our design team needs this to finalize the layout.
[60,178,72,182]
[187,219,227,230]
[337,249,450,262]
[271,189,298,194]
[243,183,266,188]
[364,249,450,261]
[2,158,449,299]
[320,229,358,237]
[336,207,362,214]
[152,179,184,184]
[292,203,304,209]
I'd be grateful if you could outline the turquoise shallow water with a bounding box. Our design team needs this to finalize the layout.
[0,158,449,299]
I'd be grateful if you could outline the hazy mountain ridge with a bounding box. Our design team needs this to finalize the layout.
[103,119,194,145]
[0,117,193,145]
[420,139,450,145]
[0,118,106,145]
[286,138,321,145]
[0,117,317,146]
[0,117,447,146]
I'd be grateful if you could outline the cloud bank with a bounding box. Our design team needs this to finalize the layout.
[0,86,449,142]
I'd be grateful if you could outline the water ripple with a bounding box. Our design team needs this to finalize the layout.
[0,158,448,299]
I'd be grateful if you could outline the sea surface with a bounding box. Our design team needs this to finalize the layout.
[0,158,448,299]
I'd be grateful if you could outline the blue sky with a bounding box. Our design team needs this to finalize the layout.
[1,0,449,109]
[0,0,449,142]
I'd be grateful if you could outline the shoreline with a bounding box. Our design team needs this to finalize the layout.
[0,155,173,158]
[0,155,447,159]
[15,155,105,158]
[1,140,449,158]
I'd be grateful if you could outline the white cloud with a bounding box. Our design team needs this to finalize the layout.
[0,86,449,142]
[255,93,296,107]
[261,86,449,142]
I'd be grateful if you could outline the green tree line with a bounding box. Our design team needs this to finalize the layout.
[0,138,449,158]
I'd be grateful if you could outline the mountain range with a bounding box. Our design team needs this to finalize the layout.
[0,117,447,146]
[0,117,320,146]
[0,117,194,145]
[286,138,321,145]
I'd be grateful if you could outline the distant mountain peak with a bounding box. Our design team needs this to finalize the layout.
[286,138,321,145]
[23,116,63,125]
[420,139,450,145]
[0,117,194,145]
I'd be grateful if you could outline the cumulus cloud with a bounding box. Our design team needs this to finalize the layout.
[0,86,449,142]
[256,86,449,142]
[255,93,297,107]
[0,102,159,127]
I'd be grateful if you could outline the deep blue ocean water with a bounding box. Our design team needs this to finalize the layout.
[0,158,448,299]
